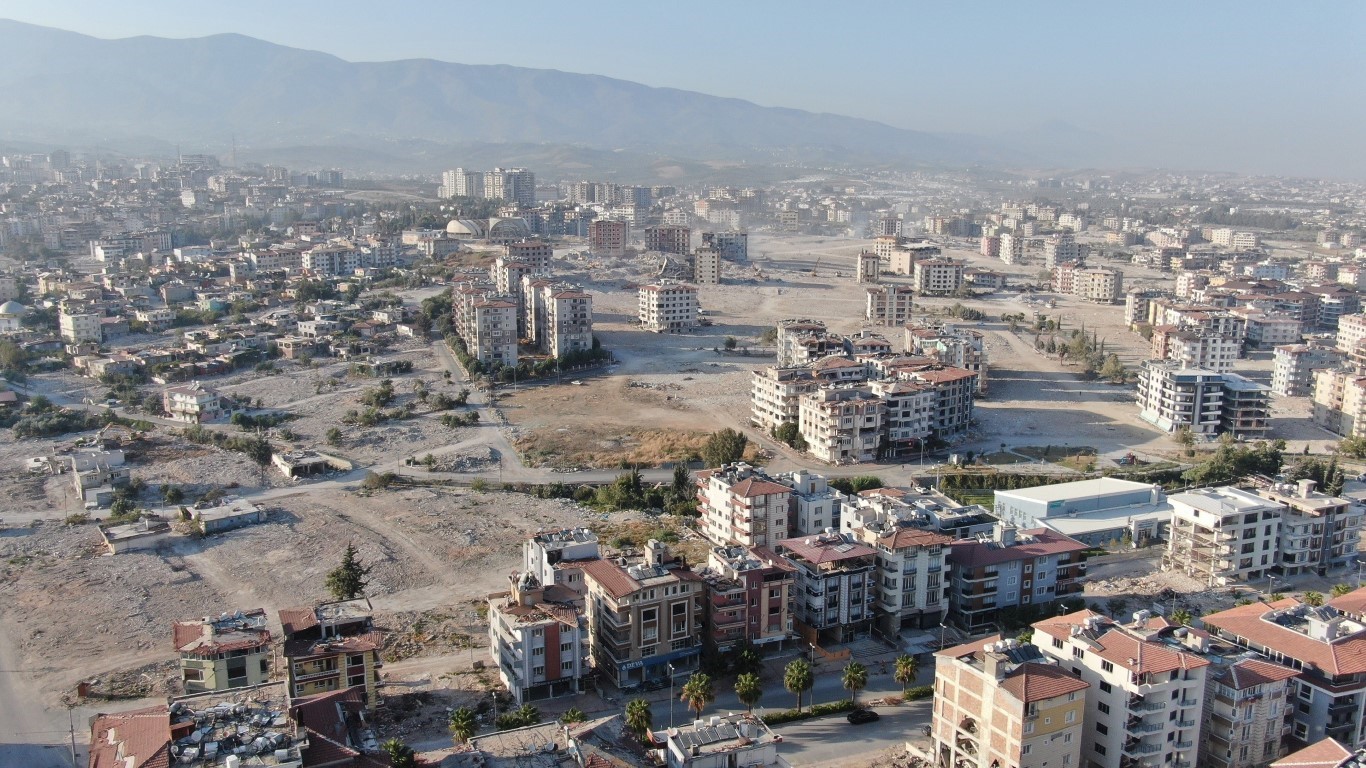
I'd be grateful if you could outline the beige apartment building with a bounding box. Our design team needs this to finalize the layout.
[913,258,965,295]
[1261,478,1362,577]
[866,284,915,327]
[279,599,384,707]
[543,287,593,358]
[580,540,703,689]
[468,298,519,366]
[487,571,590,706]
[932,636,1089,768]
[1000,232,1023,265]
[1200,658,1299,768]
[695,463,792,548]
[645,224,691,255]
[856,250,881,283]
[841,507,952,633]
[173,610,272,693]
[693,247,721,285]
[750,366,819,433]
[1273,344,1342,397]
[799,385,886,463]
[638,282,698,333]
[1151,327,1241,373]
[59,308,102,343]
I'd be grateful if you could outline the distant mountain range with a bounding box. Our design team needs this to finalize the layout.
[0,19,1110,177]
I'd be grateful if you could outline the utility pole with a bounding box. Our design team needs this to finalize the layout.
[68,704,77,768]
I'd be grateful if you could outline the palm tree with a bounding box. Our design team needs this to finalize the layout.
[734,673,763,714]
[380,739,416,768]
[1332,583,1354,598]
[625,698,653,743]
[842,661,869,706]
[680,673,716,720]
[894,654,919,694]
[784,659,814,714]
[1170,608,1193,627]
[560,707,587,724]
[1304,591,1326,607]
[448,707,477,744]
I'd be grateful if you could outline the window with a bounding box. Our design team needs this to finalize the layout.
[1064,733,1073,744]
[1021,744,1032,755]
[348,654,366,667]
[183,667,204,682]
[1101,660,1114,673]
[1024,722,1034,735]
[560,642,573,653]
[1096,724,1108,735]
[562,661,573,671]
[1094,744,1107,756]
[1072,647,1084,659]
[348,673,366,687]
[532,666,545,677]
[1066,710,1076,723]
[1098,703,1110,715]
[532,628,543,637]
[1099,681,1112,693]
[1053,638,1064,649]
[532,647,544,656]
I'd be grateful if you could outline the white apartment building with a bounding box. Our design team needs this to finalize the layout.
[543,287,593,359]
[1000,232,1023,265]
[1312,369,1366,439]
[1034,610,1210,768]
[1152,328,1241,373]
[1336,313,1366,354]
[1236,309,1302,348]
[865,284,915,327]
[522,527,599,597]
[912,258,965,295]
[856,250,880,284]
[1073,267,1124,303]
[59,308,102,344]
[932,638,1088,768]
[750,366,819,433]
[779,469,848,537]
[487,572,590,705]
[889,242,941,275]
[841,504,952,633]
[162,382,230,424]
[701,231,747,261]
[695,463,792,549]
[693,247,721,285]
[1261,479,1362,577]
[1273,344,1342,397]
[1163,486,1282,586]
[638,282,698,333]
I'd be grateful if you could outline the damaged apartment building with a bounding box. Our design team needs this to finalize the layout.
[752,319,979,463]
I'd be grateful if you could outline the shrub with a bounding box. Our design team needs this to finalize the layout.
[905,685,933,700]
[760,699,854,725]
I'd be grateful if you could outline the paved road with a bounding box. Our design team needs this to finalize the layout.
[770,700,932,767]
[0,624,83,767]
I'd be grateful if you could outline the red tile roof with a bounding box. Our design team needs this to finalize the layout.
[1328,585,1366,619]
[88,705,172,768]
[1203,598,1366,676]
[729,477,792,498]
[580,558,639,600]
[775,535,876,566]
[1033,610,1210,675]
[1218,658,1299,690]
[1000,661,1089,704]
[1271,737,1354,768]
[280,607,319,636]
[949,528,1087,568]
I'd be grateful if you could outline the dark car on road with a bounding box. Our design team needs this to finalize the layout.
[847,708,880,725]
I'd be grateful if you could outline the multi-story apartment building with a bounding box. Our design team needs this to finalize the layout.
[1200,657,1299,768]
[865,284,915,326]
[913,258,965,295]
[488,570,590,705]
[59,308,102,343]
[1137,361,1227,434]
[841,506,953,633]
[750,366,819,433]
[701,231,748,261]
[856,250,881,283]
[1273,344,1343,397]
[172,609,272,693]
[774,319,832,368]
[698,545,796,652]
[440,167,484,198]
[1034,610,1210,768]
[1203,596,1366,748]
[522,527,599,597]
[484,167,535,207]
[1260,479,1361,577]
[162,382,230,423]
[1071,266,1124,303]
[542,286,593,359]
[780,469,848,536]
[492,256,533,335]
[1236,309,1302,349]
[774,532,876,644]
[889,242,942,276]
[914,366,978,438]
[1221,375,1273,438]
[695,463,792,548]
[932,637,1089,768]
[638,282,698,333]
[799,385,887,463]
[1044,233,1085,268]
[580,540,703,689]
[1151,327,1241,373]
[905,323,989,393]
[279,599,384,707]
[1000,232,1024,265]
[947,525,1088,634]
[505,239,553,274]
[468,298,519,367]
[645,224,691,255]
[693,247,721,285]
[1162,486,1283,587]
[589,219,627,257]
[1312,369,1366,438]
[979,234,1001,260]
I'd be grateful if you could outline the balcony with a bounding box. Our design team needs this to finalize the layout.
[1177,719,1196,728]
[1123,741,1162,757]
[1175,741,1193,750]
[1179,698,1199,708]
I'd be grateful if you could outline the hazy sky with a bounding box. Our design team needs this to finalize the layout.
[1,0,1363,176]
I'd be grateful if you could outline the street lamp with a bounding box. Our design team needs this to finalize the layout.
[808,643,818,708]
[939,622,947,650]
[1268,575,1278,598]
[668,663,676,728]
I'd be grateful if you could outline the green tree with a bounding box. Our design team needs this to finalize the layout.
[1303,591,1325,607]
[161,485,184,505]
[784,659,814,714]
[671,464,692,503]
[724,336,738,351]
[734,672,763,714]
[380,739,416,768]
[1099,354,1126,382]
[325,543,372,600]
[1173,426,1196,456]
[701,428,748,467]
[110,497,135,519]
[326,426,343,446]
[449,707,477,744]
[894,654,920,694]
[680,673,716,720]
[774,421,806,450]
[560,707,586,724]
[625,698,653,743]
[1170,608,1193,627]
[842,661,869,706]
[731,637,762,676]
[1332,583,1354,598]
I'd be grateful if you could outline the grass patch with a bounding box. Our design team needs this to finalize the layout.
[951,490,995,508]
[980,451,1031,466]
[516,426,760,469]
[1014,445,1097,462]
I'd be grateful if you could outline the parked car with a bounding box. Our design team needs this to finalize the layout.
[847,708,880,725]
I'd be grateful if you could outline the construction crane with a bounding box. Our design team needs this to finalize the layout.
[810,255,822,276]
